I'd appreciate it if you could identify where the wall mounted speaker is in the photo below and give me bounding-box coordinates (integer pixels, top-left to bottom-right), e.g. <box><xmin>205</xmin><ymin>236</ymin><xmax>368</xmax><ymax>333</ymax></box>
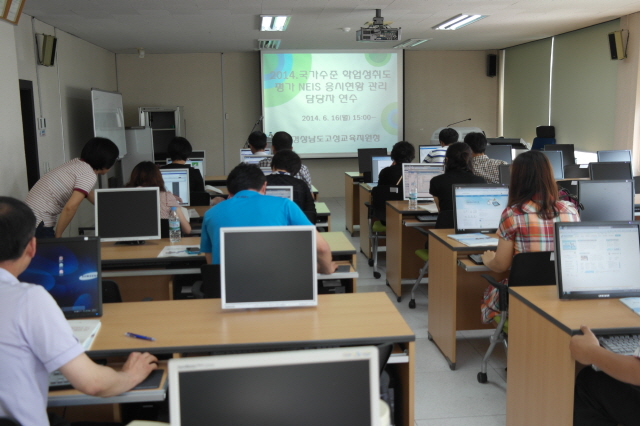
<box><xmin>41</xmin><ymin>35</ymin><xmax>57</xmax><ymax>67</ymax></box>
<box><xmin>608</xmin><ymin>31</ymin><xmax>626</xmax><ymax>60</ymax></box>
<box><xmin>486</xmin><ymin>54</ymin><xmax>497</xmax><ymax>77</ymax></box>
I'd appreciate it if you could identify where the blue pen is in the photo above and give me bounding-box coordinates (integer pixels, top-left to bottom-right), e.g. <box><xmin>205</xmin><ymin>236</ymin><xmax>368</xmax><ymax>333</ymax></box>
<box><xmin>125</xmin><ymin>332</ymin><xmax>156</xmax><ymax>342</ymax></box>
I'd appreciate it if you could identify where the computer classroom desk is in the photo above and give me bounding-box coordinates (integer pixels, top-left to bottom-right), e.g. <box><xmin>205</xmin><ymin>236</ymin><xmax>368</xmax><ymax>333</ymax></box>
<box><xmin>358</xmin><ymin>182</ymin><xmax>375</xmax><ymax>259</ymax></box>
<box><xmin>344</xmin><ymin>171</ymin><xmax>364</xmax><ymax>235</ymax></box>
<box><xmin>426</xmin><ymin>229</ymin><xmax>509</xmax><ymax>369</ymax></box>
<box><xmin>86</xmin><ymin>292</ymin><xmax>417</xmax><ymax>426</ymax></box>
<box><xmin>506</xmin><ymin>285</ymin><xmax>640</xmax><ymax>426</ymax></box>
<box><xmin>100</xmin><ymin>232</ymin><xmax>359</xmax><ymax>301</ymax></box>
<box><xmin>205</xmin><ymin>175</ymin><xmax>320</xmax><ymax>200</ymax></box>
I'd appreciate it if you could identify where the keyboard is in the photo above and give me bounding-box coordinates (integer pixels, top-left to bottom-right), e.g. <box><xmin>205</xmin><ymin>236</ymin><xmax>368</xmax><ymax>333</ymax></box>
<box><xmin>48</xmin><ymin>370</ymin><xmax>73</xmax><ymax>390</ymax></box>
<box><xmin>416</xmin><ymin>214</ymin><xmax>438</xmax><ymax>222</ymax></box>
<box><xmin>599</xmin><ymin>334</ymin><xmax>640</xmax><ymax>356</ymax></box>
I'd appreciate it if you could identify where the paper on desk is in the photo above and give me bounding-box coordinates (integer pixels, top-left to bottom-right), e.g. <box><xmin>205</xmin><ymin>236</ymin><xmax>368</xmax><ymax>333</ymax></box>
<box><xmin>418</xmin><ymin>204</ymin><xmax>438</xmax><ymax>213</ymax></box>
<box><xmin>620</xmin><ymin>298</ymin><xmax>640</xmax><ymax>316</ymax></box>
<box><xmin>447</xmin><ymin>233</ymin><xmax>498</xmax><ymax>247</ymax></box>
<box><xmin>158</xmin><ymin>245</ymin><xmax>200</xmax><ymax>258</ymax></box>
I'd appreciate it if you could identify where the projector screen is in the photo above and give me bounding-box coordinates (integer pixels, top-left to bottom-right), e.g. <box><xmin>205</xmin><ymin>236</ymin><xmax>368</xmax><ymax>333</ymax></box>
<box><xmin>262</xmin><ymin>51</ymin><xmax>403</xmax><ymax>158</ymax></box>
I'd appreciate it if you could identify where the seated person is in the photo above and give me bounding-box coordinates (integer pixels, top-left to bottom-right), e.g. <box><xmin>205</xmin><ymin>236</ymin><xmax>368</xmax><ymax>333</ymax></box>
<box><xmin>377</xmin><ymin>141</ymin><xmax>415</xmax><ymax>197</ymax></box>
<box><xmin>127</xmin><ymin>161</ymin><xmax>191</xmax><ymax>235</ymax></box>
<box><xmin>258</xmin><ymin>131</ymin><xmax>313</xmax><ymax>190</ymax></box>
<box><xmin>424</xmin><ymin>128</ymin><xmax>458</xmax><ymax>163</ymax></box>
<box><xmin>199</xmin><ymin>163</ymin><xmax>336</xmax><ymax>274</ymax></box>
<box><xmin>160</xmin><ymin>136</ymin><xmax>205</xmax><ymax>194</ymax></box>
<box><xmin>0</xmin><ymin>196</ymin><xmax>158</xmax><ymax>425</ymax></box>
<box><xmin>464</xmin><ymin>132</ymin><xmax>507</xmax><ymax>184</ymax></box>
<box><xmin>248</xmin><ymin>131</ymin><xmax>269</xmax><ymax>155</ymax></box>
<box><xmin>429</xmin><ymin>142</ymin><xmax>485</xmax><ymax>211</ymax></box>
<box><xmin>266</xmin><ymin>150</ymin><xmax>317</xmax><ymax>223</ymax></box>
<box><xmin>570</xmin><ymin>325</ymin><xmax>640</xmax><ymax>426</ymax></box>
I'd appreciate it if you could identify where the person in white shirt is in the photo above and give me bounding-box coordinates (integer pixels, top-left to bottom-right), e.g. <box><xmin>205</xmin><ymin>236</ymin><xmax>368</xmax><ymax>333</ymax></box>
<box><xmin>248</xmin><ymin>131</ymin><xmax>269</xmax><ymax>155</ymax></box>
<box><xmin>424</xmin><ymin>128</ymin><xmax>458</xmax><ymax>164</ymax></box>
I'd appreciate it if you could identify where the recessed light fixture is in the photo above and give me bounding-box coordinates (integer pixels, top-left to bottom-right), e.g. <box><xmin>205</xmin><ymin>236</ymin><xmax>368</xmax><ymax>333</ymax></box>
<box><xmin>258</xmin><ymin>39</ymin><xmax>282</xmax><ymax>50</ymax></box>
<box><xmin>393</xmin><ymin>39</ymin><xmax>431</xmax><ymax>49</ymax></box>
<box><xmin>433</xmin><ymin>14</ymin><xmax>486</xmax><ymax>30</ymax></box>
<box><xmin>261</xmin><ymin>15</ymin><xmax>291</xmax><ymax>31</ymax></box>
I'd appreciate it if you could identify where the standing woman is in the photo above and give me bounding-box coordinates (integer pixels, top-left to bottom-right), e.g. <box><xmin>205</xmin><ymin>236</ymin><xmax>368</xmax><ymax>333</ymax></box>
<box><xmin>480</xmin><ymin>150</ymin><xmax>580</xmax><ymax>324</ymax></box>
<box><xmin>126</xmin><ymin>162</ymin><xmax>191</xmax><ymax>235</ymax></box>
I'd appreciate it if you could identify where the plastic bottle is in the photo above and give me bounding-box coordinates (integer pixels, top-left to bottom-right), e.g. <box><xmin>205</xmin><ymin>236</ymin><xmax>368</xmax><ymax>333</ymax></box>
<box><xmin>169</xmin><ymin>207</ymin><xmax>181</xmax><ymax>243</ymax></box>
<box><xmin>408</xmin><ymin>182</ymin><xmax>418</xmax><ymax>210</ymax></box>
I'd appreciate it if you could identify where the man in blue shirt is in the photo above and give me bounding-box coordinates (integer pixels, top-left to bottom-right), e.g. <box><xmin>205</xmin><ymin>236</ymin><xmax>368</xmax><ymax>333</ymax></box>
<box><xmin>200</xmin><ymin>163</ymin><xmax>336</xmax><ymax>274</ymax></box>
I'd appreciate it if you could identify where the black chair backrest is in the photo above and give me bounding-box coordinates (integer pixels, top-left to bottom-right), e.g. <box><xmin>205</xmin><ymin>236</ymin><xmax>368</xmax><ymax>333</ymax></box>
<box><xmin>371</xmin><ymin>185</ymin><xmax>403</xmax><ymax>222</ymax></box>
<box><xmin>508</xmin><ymin>252</ymin><xmax>556</xmax><ymax>287</ymax></box>
<box><xmin>190</xmin><ymin>191</ymin><xmax>211</xmax><ymax>206</ymax></box>
<box><xmin>376</xmin><ymin>343</ymin><xmax>394</xmax><ymax>375</ymax></box>
<box><xmin>435</xmin><ymin>210</ymin><xmax>454</xmax><ymax>229</ymax></box>
<box><xmin>200</xmin><ymin>264</ymin><xmax>222</xmax><ymax>299</ymax></box>
<box><xmin>102</xmin><ymin>280</ymin><xmax>122</xmax><ymax>303</ymax></box>
<box><xmin>564</xmin><ymin>164</ymin><xmax>590</xmax><ymax>179</ymax></box>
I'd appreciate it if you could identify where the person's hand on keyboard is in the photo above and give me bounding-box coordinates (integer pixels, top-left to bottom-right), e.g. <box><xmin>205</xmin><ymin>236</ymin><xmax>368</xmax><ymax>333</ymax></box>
<box><xmin>570</xmin><ymin>325</ymin><xmax>601</xmax><ymax>365</ymax></box>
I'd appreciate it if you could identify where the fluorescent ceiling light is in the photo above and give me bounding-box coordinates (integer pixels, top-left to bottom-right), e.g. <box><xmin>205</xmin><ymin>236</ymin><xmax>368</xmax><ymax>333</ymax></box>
<box><xmin>261</xmin><ymin>15</ymin><xmax>291</xmax><ymax>31</ymax></box>
<box><xmin>434</xmin><ymin>14</ymin><xmax>486</xmax><ymax>30</ymax></box>
<box><xmin>258</xmin><ymin>39</ymin><xmax>281</xmax><ymax>50</ymax></box>
<box><xmin>393</xmin><ymin>39</ymin><xmax>431</xmax><ymax>49</ymax></box>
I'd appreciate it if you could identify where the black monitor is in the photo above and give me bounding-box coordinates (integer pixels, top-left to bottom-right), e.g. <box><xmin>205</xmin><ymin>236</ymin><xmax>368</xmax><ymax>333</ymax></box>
<box><xmin>544</xmin><ymin>144</ymin><xmax>575</xmax><ymax>167</ymax></box>
<box><xmin>589</xmin><ymin>162</ymin><xmax>633</xmax><ymax>180</ymax></box>
<box><xmin>498</xmin><ymin>164</ymin><xmax>510</xmax><ymax>185</ymax></box>
<box><xmin>485</xmin><ymin>144</ymin><xmax>512</xmax><ymax>164</ymax></box>
<box><xmin>18</xmin><ymin>236</ymin><xmax>102</xmax><ymax>319</ymax></box>
<box><xmin>597</xmin><ymin>150</ymin><xmax>632</xmax><ymax>163</ymax></box>
<box><xmin>357</xmin><ymin>148</ymin><xmax>388</xmax><ymax>181</ymax></box>
<box><xmin>541</xmin><ymin>150</ymin><xmax>564</xmax><ymax>179</ymax></box>
<box><xmin>95</xmin><ymin>188</ymin><xmax>161</xmax><ymax>243</ymax></box>
<box><xmin>577</xmin><ymin>180</ymin><xmax>634</xmax><ymax>222</ymax></box>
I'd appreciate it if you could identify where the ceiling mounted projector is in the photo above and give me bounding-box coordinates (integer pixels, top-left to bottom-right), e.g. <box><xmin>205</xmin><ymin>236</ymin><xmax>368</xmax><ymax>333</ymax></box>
<box><xmin>356</xmin><ymin>9</ymin><xmax>401</xmax><ymax>42</ymax></box>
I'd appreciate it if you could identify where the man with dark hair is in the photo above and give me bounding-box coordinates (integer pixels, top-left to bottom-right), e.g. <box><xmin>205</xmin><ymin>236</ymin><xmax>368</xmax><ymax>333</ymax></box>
<box><xmin>248</xmin><ymin>131</ymin><xmax>268</xmax><ymax>154</ymax></box>
<box><xmin>0</xmin><ymin>196</ymin><xmax>157</xmax><ymax>425</ymax></box>
<box><xmin>258</xmin><ymin>131</ymin><xmax>312</xmax><ymax>190</ymax></box>
<box><xmin>464</xmin><ymin>132</ymin><xmax>506</xmax><ymax>184</ymax></box>
<box><xmin>424</xmin><ymin>128</ymin><xmax>459</xmax><ymax>163</ymax></box>
<box><xmin>160</xmin><ymin>136</ymin><xmax>205</xmax><ymax>194</ymax></box>
<box><xmin>377</xmin><ymin>141</ymin><xmax>415</xmax><ymax>196</ymax></box>
<box><xmin>199</xmin><ymin>163</ymin><xmax>335</xmax><ymax>274</ymax></box>
<box><xmin>267</xmin><ymin>150</ymin><xmax>317</xmax><ymax>223</ymax></box>
<box><xmin>25</xmin><ymin>137</ymin><xmax>119</xmax><ymax>238</ymax></box>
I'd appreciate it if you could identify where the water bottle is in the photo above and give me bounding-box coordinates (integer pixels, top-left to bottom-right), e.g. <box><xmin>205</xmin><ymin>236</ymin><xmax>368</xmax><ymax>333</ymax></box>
<box><xmin>169</xmin><ymin>207</ymin><xmax>181</xmax><ymax>243</ymax></box>
<box><xmin>408</xmin><ymin>182</ymin><xmax>418</xmax><ymax>210</ymax></box>
<box><xmin>267</xmin><ymin>132</ymin><xmax>273</xmax><ymax>142</ymax></box>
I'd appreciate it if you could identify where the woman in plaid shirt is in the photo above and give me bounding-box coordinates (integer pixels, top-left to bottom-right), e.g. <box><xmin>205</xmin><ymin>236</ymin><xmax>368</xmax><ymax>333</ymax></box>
<box><xmin>480</xmin><ymin>150</ymin><xmax>580</xmax><ymax>324</ymax></box>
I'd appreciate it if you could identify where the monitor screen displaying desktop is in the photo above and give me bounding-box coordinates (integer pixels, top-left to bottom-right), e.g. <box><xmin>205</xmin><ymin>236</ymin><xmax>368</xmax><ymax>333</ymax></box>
<box><xmin>240</xmin><ymin>148</ymin><xmax>271</xmax><ymax>162</ymax></box>
<box><xmin>265</xmin><ymin>185</ymin><xmax>294</xmax><ymax>200</ymax></box>
<box><xmin>401</xmin><ymin>164</ymin><xmax>444</xmax><ymax>200</ymax></box>
<box><xmin>243</xmin><ymin>154</ymin><xmax>271</xmax><ymax>165</ymax></box>
<box><xmin>577</xmin><ymin>180</ymin><xmax>634</xmax><ymax>222</ymax></box>
<box><xmin>541</xmin><ymin>150</ymin><xmax>564</xmax><ymax>180</ymax></box>
<box><xmin>160</xmin><ymin>168</ymin><xmax>190</xmax><ymax>205</ymax></box>
<box><xmin>18</xmin><ymin>236</ymin><xmax>102</xmax><ymax>319</ymax></box>
<box><xmin>371</xmin><ymin>156</ymin><xmax>392</xmax><ymax>184</ymax></box>
<box><xmin>418</xmin><ymin>145</ymin><xmax>440</xmax><ymax>163</ymax></box>
<box><xmin>168</xmin><ymin>346</ymin><xmax>380</xmax><ymax>426</ymax></box>
<box><xmin>485</xmin><ymin>144</ymin><xmax>512</xmax><ymax>164</ymax></box>
<box><xmin>555</xmin><ymin>222</ymin><xmax>640</xmax><ymax>299</ymax></box>
<box><xmin>166</xmin><ymin>159</ymin><xmax>206</xmax><ymax>181</ymax></box>
<box><xmin>589</xmin><ymin>162</ymin><xmax>633</xmax><ymax>180</ymax></box>
<box><xmin>95</xmin><ymin>187</ymin><xmax>161</xmax><ymax>243</ymax></box>
<box><xmin>220</xmin><ymin>226</ymin><xmax>317</xmax><ymax>309</ymax></box>
<box><xmin>597</xmin><ymin>150</ymin><xmax>632</xmax><ymax>163</ymax></box>
<box><xmin>453</xmin><ymin>184</ymin><xmax>510</xmax><ymax>234</ymax></box>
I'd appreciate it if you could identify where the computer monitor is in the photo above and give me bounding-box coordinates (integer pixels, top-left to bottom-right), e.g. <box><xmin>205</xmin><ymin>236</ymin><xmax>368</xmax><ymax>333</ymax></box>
<box><xmin>95</xmin><ymin>187</ymin><xmax>161</xmax><ymax>243</ymax></box>
<box><xmin>401</xmin><ymin>163</ymin><xmax>444</xmax><ymax>201</ymax></box>
<box><xmin>485</xmin><ymin>144</ymin><xmax>513</xmax><ymax>164</ymax></box>
<box><xmin>18</xmin><ymin>236</ymin><xmax>102</xmax><ymax>319</ymax></box>
<box><xmin>260</xmin><ymin>167</ymin><xmax>273</xmax><ymax>176</ymax></box>
<box><xmin>358</xmin><ymin>148</ymin><xmax>388</xmax><ymax>177</ymax></box>
<box><xmin>371</xmin><ymin>156</ymin><xmax>392</xmax><ymax>184</ymax></box>
<box><xmin>498</xmin><ymin>164</ymin><xmax>510</xmax><ymax>185</ymax></box>
<box><xmin>589</xmin><ymin>162</ymin><xmax>633</xmax><ymax>180</ymax></box>
<box><xmin>453</xmin><ymin>184</ymin><xmax>510</xmax><ymax>234</ymax></box>
<box><xmin>265</xmin><ymin>185</ymin><xmax>294</xmax><ymax>201</ymax></box>
<box><xmin>243</xmin><ymin>154</ymin><xmax>271</xmax><ymax>165</ymax></box>
<box><xmin>597</xmin><ymin>149</ymin><xmax>632</xmax><ymax>163</ymax></box>
<box><xmin>166</xmin><ymin>158</ymin><xmax>206</xmax><ymax>180</ymax></box>
<box><xmin>419</xmin><ymin>145</ymin><xmax>440</xmax><ymax>163</ymax></box>
<box><xmin>555</xmin><ymin>221</ymin><xmax>640</xmax><ymax>300</ymax></box>
<box><xmin>541</xmin><ymin>150</ymin><xmax>564</xmax><ymax>179</ymax></box>
<box><xmin>544</xmin><ymin>144</ymin><xmax>575</xmax><ymax>167</ymax></box>
<box><xmin>240</xmin><ymin>148</ymin><xmax>271</xmax><ymax>162</ymax></box>
<box><xmin>160</xmin><ymin>168</ymin><xmax>190</xmax><ymax>205</ymax></box>
<box><xmin>168</xmin><ymin>346</ymin><xmax>381</xmax><ymax>426</ymax></box>
<box><xmin>220</xmin><ymin>226</ymin><xmax>317</xmax><ymax>309</ymax></box>
<box><xmin>577</xmin><ymin>180</ymin><xmax>634</xmax><ymax>222</ymax></box>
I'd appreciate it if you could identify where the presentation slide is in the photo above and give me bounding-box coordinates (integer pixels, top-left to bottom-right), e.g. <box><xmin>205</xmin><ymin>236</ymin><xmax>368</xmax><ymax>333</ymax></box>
<box><xmin>262</xmin><ymin>51</ymin><xmax>403</xmax><ymax>158</ymax></box>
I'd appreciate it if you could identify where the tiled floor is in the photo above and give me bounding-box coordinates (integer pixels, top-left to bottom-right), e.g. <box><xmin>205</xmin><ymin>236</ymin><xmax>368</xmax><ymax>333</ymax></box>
<box><xmin>322</xmin><ymin>196</ymin><xmax>507</xmax><ymax>426</ymax></box>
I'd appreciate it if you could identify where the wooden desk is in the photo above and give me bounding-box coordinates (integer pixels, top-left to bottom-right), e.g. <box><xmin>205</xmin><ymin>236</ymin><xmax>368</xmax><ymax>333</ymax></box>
<box><xmin>345</xmin><ymin>172</ymin><xmax>363</xmax><ymax>235</ymax></box>
<box><xmin>315</xmin><ymin>201</ymin><xmax>331</xmax><ymax>231</ymax></box>
<box><xmin>204</xmin><ymin>175</ymin><xmax>227</xmax><ymax>186</ymax></box>
<box><xmin>507</xmin><ymin>286</ymin><xmax>640</xmax><ymax>426</ymax></box>
<box><xmin>426</xmin><ymin>229</ymin><xmax>508</xmax><ymax>369</ymax></box>
<box><xmin>358</xmin><ymin>182</ymin><xmax>374</xmax><ymax>259</ymax></box>
<box><xmin>88</xmin><ymin>293</ymin><xmax>415</xmax><ymax>426</ymax></box>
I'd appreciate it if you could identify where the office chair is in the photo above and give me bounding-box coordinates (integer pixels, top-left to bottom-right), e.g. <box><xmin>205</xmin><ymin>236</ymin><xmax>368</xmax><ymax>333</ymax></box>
<box><xmin>365</xmin><ymin>185</ymin><xmax>403</xmax><ymax>279</ymax></box>
<box><xmin>564</xmin><ymin>164</ymin><xmax>590</xmax><ymax>179</ymax></box>
<box><xmin>477</xmin><ymin>251</ymin><xmax>556</xmax><ymax>384</ymax></box>
<box><xmin>531</xmin><ymin>125</ymin><xmax>556</xmax><ymax>150</ymax></box>
<box><xmin>102</xmin><ymin>280</ymin><xmax>122</xmax><ymax>303</ymax></box>
<box><xmin>192</xmin><ymin>264</ymin><xmax>221</xmax><ymax>299</ymax></box>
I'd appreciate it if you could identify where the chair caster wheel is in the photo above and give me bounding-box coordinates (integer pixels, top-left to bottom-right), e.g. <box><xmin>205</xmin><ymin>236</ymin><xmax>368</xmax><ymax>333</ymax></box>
<box><xmin>368</xmin><ymin>258</ymin><xmax>374</xmax><ymax>267</ymax></box>
<box><xmin>477</xmin><ymin>372</ymin><xmax>488</xmax><ymax>384</ymax></box>
<box><xmin>373</xmin><ymin>271</ymin><xmax>381</xmax><ymax>279</ymax></box>
<box><xmin>397</xmin><ymin>296</ymin><xmax>401</xmax><ymax>303</ymax></box>
<box><xmin>408</xmin><ymin>299</ymin><xmax>416</xmax><ymax>309</ymax></box>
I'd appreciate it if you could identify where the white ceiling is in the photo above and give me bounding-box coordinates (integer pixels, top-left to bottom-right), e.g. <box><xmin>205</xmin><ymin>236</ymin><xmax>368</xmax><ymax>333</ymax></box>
<box><xmin>21</xmin><ymin>0</ymin><xmax>640</xmax><ymax>54</ymax></box>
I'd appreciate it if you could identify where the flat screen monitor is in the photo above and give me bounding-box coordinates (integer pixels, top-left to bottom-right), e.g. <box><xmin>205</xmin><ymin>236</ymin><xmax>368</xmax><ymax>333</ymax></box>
<box><xmin>544</xmin><ymin>144</ymin><xmax>575</xmax><ymax>167</ymax></box>
<box><xmin>371</xmin><ymin>156</ymin><xmax>392</xmax><ymax>184</ymax></box>
<box><xmin>453</xmin><ymin>184</ymin><xmax>509</xmax><ymax>234</ymax></box>
<box><xmin>555</xmin><ymin>221</ymin><xmax>640</xmax><ymax>300</ymax></box>
<box><xmin>541</xmin><ymin>150</ymin><xmax>564</xmax><ymax>180</ymax></box>
<box><xmin>402</xmin><ymin>163</ymin><xmax>444</xmax><ymax>201</ymax></box>
<box><xmin>160</xmin><ymin>168</ymin><xmax>190</xmax><ymax>206</ymax></box>
<box><xmin>18</xmin><ymin>236</ymin><xmax>102</xmax><ymax>319</ymax></box>
<box><xmin>240</xmin><ymin>148</ymin><xmax>271</xmax><ymax>162</ymax></box>
<box><xmin>243</xmin><ymin>154</ymin><xmax>271</xmax><ymax>165</ymax></box>
<box><xmin>95</xmin><ymin>187</ymin><xmax>161</xmax><ymax>243</ymax></box>
<box><xmin>485</xmin><ymin>144</ymin><xmax>513</xmax><ymax>164</ymax></box>
<box><xmin>597</xmin><ymin>150</ymin><xmax>632</xmax><ymax>163</ymax></box>
<box><xmin>166</xmin><ymin>158</ymin><xmax>206</xmax><ymax>181</ymax></box>
<box><xmin>589</xmin><ymin>162</ymin><xmax>632</xmax><ymax>180</ymax></box>
<box><xmin>577</xmin><ymin>180</ymin><xmax>634</xmax><ymax>222</ymax></box>
<box><xmin>419</xmin><ymin>145</ymin><xmax>440</xmax><ymax>163</ymax></box>
<box><xmin>265</xmin><ymin>185</ymin><xmax>294</xmax><ymax>201</ymax></box>
<box><xmin>220</xmin><ymin>226</ymin><xmax>317</xmax><ymax>309</ymax></box>
<box><xmin>498</xmin><ymin>164</ymin><xmax>510</xmax><ymax>185</ymax></box>
<box><xmin>358</xmin><ymin>148</ymin><xmax>387</xmax><ymax>174</ymax></box>
<box><xmin>168</xmin><ymin>346</ymin><xmax>381</xmax><ymax>426</ymax></box>
<box><xmin>260</xmin><ymin>167</ymin><xmax>273</xmax><ymax>176</ymax></box>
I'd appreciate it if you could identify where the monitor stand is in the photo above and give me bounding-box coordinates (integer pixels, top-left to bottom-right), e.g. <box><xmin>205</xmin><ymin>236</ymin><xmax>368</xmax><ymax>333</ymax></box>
<box><xmin>115</xmin><ymin>240</ymin><xmax>146</xmax><ymax>246</ymax></box>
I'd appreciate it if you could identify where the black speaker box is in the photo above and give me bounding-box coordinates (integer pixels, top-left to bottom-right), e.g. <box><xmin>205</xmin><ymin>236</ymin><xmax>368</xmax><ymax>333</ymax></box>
<box><xmin>41</xmin><ymin>35</ymin><xmax>57</xmax><ymax>67</ymax></box>
<box><xmin>486</xmin><ymin>54</ymin><xmax>497</xmax><ymax>77</ymax></box>
<box><xmin>608</xmin><ymin>31</ymin><xmax>625</xmax><ymax>60</ymax></box>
